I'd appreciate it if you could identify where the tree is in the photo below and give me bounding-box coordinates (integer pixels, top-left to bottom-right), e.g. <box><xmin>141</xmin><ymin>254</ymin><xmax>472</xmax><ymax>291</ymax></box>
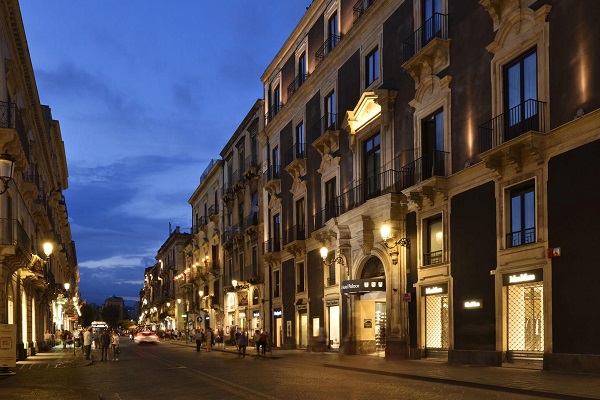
<box><xmin>79</xmin><ymin>303</ymin><xmax>99</xmax><ymax>327</ymax></box>
<box><xmin>102</xmin><ymin>305</ymin><xmax>121</xmax><ymax>329</ymax></box>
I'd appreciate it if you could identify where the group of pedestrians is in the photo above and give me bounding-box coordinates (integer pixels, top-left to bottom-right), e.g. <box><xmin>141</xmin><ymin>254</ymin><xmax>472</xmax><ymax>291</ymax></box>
<box><xmin>81</xmin><ymin>327</ymin><xmax>120</xmax><ymax>361</ymax></box>
<box><xmin>235</xmin><ymin>329</ymin><xmax>269</xmax><ymax>358</ymax></box>
<box><xmin>194</xmin><ymin>327</ymin><xmax>215</xmax><ymax>352</ymax></box>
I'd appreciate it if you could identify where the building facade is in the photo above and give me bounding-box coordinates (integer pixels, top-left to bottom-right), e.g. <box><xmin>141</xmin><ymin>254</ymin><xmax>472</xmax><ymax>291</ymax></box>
<box><xmin>0</xmin><ymin>0</ymin><xmax>79</xmax><ymax>360</ymax></box>
<box><xmin>256</xmin><ymin>0</ymin><xmax>600</xmax><ymax>374</ymax></box>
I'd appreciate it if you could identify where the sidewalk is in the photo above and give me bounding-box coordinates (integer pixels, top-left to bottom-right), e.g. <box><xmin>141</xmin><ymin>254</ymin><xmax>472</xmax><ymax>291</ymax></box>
<box><xmin>14</xmin><ymin>345</ymin><xmax>93</xmax><ymax>370</ymax></box>
<box><xmin>169</xmin><ymin>339</ymin><xmax>600</xmax><ymax>399</ymax></box>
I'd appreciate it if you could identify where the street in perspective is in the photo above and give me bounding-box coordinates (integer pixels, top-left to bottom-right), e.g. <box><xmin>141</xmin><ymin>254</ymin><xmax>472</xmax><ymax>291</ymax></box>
<box><xmin>1</xmin><ymin>338</ymin><xmax>599</xmax><ymax>400</ymax></box>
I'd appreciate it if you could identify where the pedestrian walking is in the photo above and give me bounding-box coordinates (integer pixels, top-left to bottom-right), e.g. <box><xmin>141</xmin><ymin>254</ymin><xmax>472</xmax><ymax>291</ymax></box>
<box><xmin>253</xmin><ymin>330</ymin><xmax>261</xmax><ymax>354</ymax></box>
<box><xmin>100</xmin><ymin>329</ymin><xmax>110</xmax><ymax>361</ymax></box>
<box><xmin>194</xmin><ymin>329</ymin><xmax>202</xmax><ymax>352</ymax></box>
<box><xmin>111</xmin><ymin>330</ymin><xmax>120</xmax><ymax>361</ymax></box>
<box><xmin>260</xmin><ymin>331</ymin><xmax>269</xmax><ymax>355</ymax></box>
<box><xmin>83</xmin><ymin>327</ymin><xmax>93</xmax><ymax>360</ymax></box>
<box><xmin>205</xmin><ymin>328</ymin><xmax>212</xmax><ymax>352</ymax></box>
<box><xmin>237</xmin><ymin>330</ymin><xmax>248</xmax><ymax>358</ymax></box>
<box><xmin>44</xmin><ymin>330</ymin><xmax>53</xmax><ymax>349</ymax></box>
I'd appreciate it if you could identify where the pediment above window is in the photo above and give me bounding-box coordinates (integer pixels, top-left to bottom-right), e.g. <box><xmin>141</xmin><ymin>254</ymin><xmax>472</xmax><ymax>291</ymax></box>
<box><xmin>343</xmin><ymin>92</ymin><xmax>381</xmax><ymax>136</ymax></box>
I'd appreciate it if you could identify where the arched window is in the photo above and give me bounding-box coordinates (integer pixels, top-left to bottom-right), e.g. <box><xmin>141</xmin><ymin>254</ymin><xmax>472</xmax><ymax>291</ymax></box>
<box><xmin>360</xmin><ymin>256</ymin><xmax>385</xmax><ymax>279</ymax></box>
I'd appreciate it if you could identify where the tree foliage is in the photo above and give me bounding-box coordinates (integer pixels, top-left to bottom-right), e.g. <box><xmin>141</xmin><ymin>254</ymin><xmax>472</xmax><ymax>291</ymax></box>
<box><xmin>102</xmin><ymin>305</ymin><xmax>121</xmax><ymax>328</ymax></box>
<box><xmin>79</xmin><ymin>303</ymin><xmax>98</xmax><ymax>327</ymax></box>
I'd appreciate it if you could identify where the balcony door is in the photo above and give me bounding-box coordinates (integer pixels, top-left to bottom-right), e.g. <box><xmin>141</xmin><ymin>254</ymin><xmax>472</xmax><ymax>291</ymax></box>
<box><xmin>363</xmin><ymin>133</ymin><xmax>381</xmax><ymax>201</ymax></box>
<box><xmin>421</xmin><ymin>109</ymin><xmax>444</xmax><ymax>180</ymax></box>
<box><xmin>423</xmin><ymin>0</ymin><xmax>442</xmax><ymax>43</ymax></box>
<box><xmin>504</xmin><ymin>49</ymin><xmax>538</xmax><ymax>141</ymax></box>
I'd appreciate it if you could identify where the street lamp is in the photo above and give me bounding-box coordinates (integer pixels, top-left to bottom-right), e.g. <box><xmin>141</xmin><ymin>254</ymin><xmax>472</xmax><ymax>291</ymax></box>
<box><xmin>320</xmin><ymin>247</ymin><xmax>346</xmax><ymax>274</ymax></box>
<box><xmin>380</xmin><ymin>224</ymin><xmax>410</xmax><ymax>265</ymax></box>
<box><xmin>0</xmin><ymin>153</ymin><xmax>15</xmax><ymax>195</ymax></box>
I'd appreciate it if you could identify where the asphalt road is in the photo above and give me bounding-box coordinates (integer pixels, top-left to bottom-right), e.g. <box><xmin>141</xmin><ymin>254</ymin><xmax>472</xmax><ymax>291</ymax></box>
<box><xmin>0</xmin><ymin>342</ymin><xmax>550</xmax><ymax>400</ymax></box>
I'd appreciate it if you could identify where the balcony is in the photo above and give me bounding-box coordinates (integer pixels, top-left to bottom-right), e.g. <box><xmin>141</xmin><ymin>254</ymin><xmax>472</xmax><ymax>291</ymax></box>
<box><xmin>284</xmin><ymin>143</ymin><xmax>306</xmax><ymax>179</ymax></box>
<box><xmin>265</xmin><ymin>103</ymin><xmax>284</xmax><ymax>125</ymax></box>
<box><xmin>287</xmin><ymin>74</ymin><xmax>309</xmax><ymax>98</ymax></box>
<box><xmin>231</xmin><ymin>169</ymin><xmax>245</xmax><ymax>192</ymax></box>
<box><xmin>400</xmin><ymin>151</ymin><xmax>449</xmax><ymax>208</ymax></box>
<box><xmin>0</xmin><ymin>101</ymin><xmax>30</xmax><ymax>161</ymax></box>
<box><xmin>242</xmin><ymin>154</ymin><xmax>259</xmax><ymax>181</ymax></box>
<box><xmin>479</xmin><ymin>100</ymin><xmax>547</xmax><ymax>153</ymax></box>
<box><xmin>506</xmin><ymin>228</ymin><xmax>536</xmax><ymax>249</ymax></box>
<box><xmin>423</xmin><ymin>250</ymin><xmax>443</xmax><ymax>266</ymax></box>
<box><xmin>263</xmin><ymin>165</ymin><xmax>281</xmax><ymax>196</ymax></box>
<box><xmin>401</xmin><ymin>13</ymin><xmax>450</xmax><ymax>85</ymax></box>
<box><xmin>310</xmin><ymin>114</ymin><xmax>339</xmax><ymax>156</ymax></box>
<box><xmin>0</xmin><ymin>218</ymin><xmax>33</xmax><ymax>259</ymax></box>
<box><xmin>312</xmin><ymin>201</ymin><xmax>340</xmax><ymax>231</ymax></box>
<box><xmin>264</xmin><ymin>237</ymin><xmax>281</xmax><ymax>254</ymax></box>
<box><xmin>284</xmin><ymin>225</ymin><xmax>306</xmax><ymax>257</ymax></box>
<box><xmin>353</xmin><ymin>0</ymin><xmax>376</xmax><ymax>24</ymax></box>
<box><xmin>208</xmin><ymin>204</ymin><xmax>219</xmax><ymax>224</ymax></box>
<box><xmin>221</xmin><ymin>183</ymin><xmax>234</xmax><ymax>204</ymax></box>
<box><xmin>478</xmin><ymin>100</ymin><xmax>547</xmax><ymax>177</ymax></box>
<box><xmin>315</xmin><ymin>35</ymin><xmax>341</xmax><ymax>65</ymax></box>
<box><xmin>296</xmin><ymin>284</ymin><xmax>305</xmax><ymax>293</ymax></box>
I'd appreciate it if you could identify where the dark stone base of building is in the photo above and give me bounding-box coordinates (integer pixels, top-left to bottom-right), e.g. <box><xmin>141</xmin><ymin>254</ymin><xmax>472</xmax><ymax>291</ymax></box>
<box><xmin>544</xmin><ymin>353</ymin><xmax>600</xmax><ymax>375</ymax></box>
<box><xmin>449</xmin><ymin>349</ymin><xmax>502</xmax><ymax>367</ymax></box>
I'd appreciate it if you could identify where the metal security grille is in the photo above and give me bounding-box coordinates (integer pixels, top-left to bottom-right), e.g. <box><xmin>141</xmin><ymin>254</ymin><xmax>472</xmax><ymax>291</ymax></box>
<box><xmin>425</xmin><ymin>295</ymin><xmax>449</xmax><ymax>349</ymax></box>
<box><xmin>507</xmin><ymin>282</ymin><xmax>544</xmax><ymax>352</ymax></box>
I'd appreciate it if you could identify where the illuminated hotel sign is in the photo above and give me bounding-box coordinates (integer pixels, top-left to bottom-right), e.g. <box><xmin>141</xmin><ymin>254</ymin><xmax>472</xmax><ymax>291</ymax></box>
<box><xmin>340</xmin><ymin>278</ymin><xmax>386</xmax><ymax>294</ymax></box>
<box><xmin>421</xmin><ymin>283</ymin><xmax>448</xmax><ymax>296</ymax></box>
<box><xmin>503</xmin><ymin>269</ymin><xmax>543</xmax><ymax>286</ymax></box>
<box><xmin>464</xmin><ymin>300</ymin><xmax>483</xmax><ymax>309</ymax></box>
<box><xmin>273</xmin><ymin>309</ymin><xmax>282</xmax><ymax>317</ymax></box>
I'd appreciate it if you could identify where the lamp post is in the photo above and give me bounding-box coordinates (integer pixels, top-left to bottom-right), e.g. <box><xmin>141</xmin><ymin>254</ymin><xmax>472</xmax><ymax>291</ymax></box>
<box><xmin>0</xmin><ymin>153</ymin><xmax>15</xmax><ymax>195</ymax></box>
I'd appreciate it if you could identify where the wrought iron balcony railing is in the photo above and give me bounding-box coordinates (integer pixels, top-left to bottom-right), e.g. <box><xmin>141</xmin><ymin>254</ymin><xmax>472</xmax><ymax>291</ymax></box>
<box><xmin>264</xmin><ymin>237</ymin><xmax>281</xmax><ymax>254</ymax></box>
<box><xmin>506</xmin><ymin>227</ymin><xmax>536</xmax><ymax>248</ymax></box>
<box><xmin>0</xmin><ymin>101</ymin><xmax>30</xmax><ymax>161</ymax></box>
<box><xmin>423</xmin><ymin>250</ymin><xmax>443</xmax><ymax>266</ymax></box>
<box><xmin>208</xmin><ymin>204</ymin><xmax>219</xmax><ymax>216</ymax></box>
<box><xmin>399</xmin><ymin>150</ymin><xmax>449</xmax><ymax>187</ymax></box>
<box><xmin>283</xmin><ymin>142</ymin><xmax>306</xmax><ymax>167</ymax></box>
<box><xmin>283</xmin><ymin>224</ymin><xmax>306</xmax><ymax>245</ymax></box>
<box><xmin>401</xmin><ymin>13</ymin><xmax>448</xmax><ymax>63</ymax></box>
<box><xmin>309</xmin><ymin>113</ymin><xmax>337</xmax><ymax>143</ymax></box>
<box><xmin>0</xmin><ymin>218</ymin><xmax>33</xmax><ymax>258</ymax></box>
<box><xmin>479</xmin><ymin>99</ymin><xmax>547</xmax><ymax>153</ymax></box>
<box><xmin>287</xmin><ymin>74</ymin><xmax>309</xmax><ymax>98</ymax></box>
<box><xmin>244</xmin><ymin>213</ymin><xmax>259</xmax><ymax>228</ymax></box>
<box><xmin>244</xmin><ymin>154</ymin><xmax>258</xmax><ymax>172</ymax></box>
<box><xmin>263</xmin><ymin>165</ymin><xmax>280</xmax><ymax>185</ymax></box>
<box><xmin>315</xmin><ymin>35</ymin><xmax>341</xmax><ymax>64</ymax></box>
<box><xmin>265</xmin><ymin>103</ymin><xmax>284</xmax><ymax>124</ymax></box>
<box><xmin>353</xmin><ymin>0</ymin><xmax>376</xmax><ymax>24</ymax></box>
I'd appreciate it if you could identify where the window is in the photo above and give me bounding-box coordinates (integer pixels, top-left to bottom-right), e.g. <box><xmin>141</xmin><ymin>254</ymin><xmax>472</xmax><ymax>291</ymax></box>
<box><xmin>274</xmin><ymin>270</ymin><xmax>281</xmax><ymax>297</ymax></box>
<box><xmin>423</xmin><ymin>0</ymin><xmax>443</xmax><ymax>42</ymax></box>
<box><xmin>273</xmin><ymin>85</ymin><xmax>281</xmax><ymax>113</ymax></box>
<box><xmin>328</xmin><ymin>12</ymin><xmax>339</xmax><ymax>51</ymax></box>
<box><xmin>228</xmin><ymin>258</ymin><xmax>233</xmax><ymax>283</ymax></box>
<box><xmin>327</xmin><ymin>250</ymin><xmax>336</xmax><ymax>286</ymax></box>
<box><xmin>253</xmin><ymin>288</ymin><xmax>260</xmax><ymax>306</ymax></box>
<box><xmin>298</xmin><ymin>52</ymin><xmax>307</xmax><ymax>85</ymax></box>
<box><xmin>238</xmin><ymin>253</ymin><xmax>244</xmax><ymax>281</ymax></box>
<box><xmin>424</xmin><ymin>216</ymin><xmax>443</xmax><ymax>265</ymax></box>
<box><xmin>237</xmin><ymin>140</ymin><xmax>245</xmax><ymax>174</ymax></box>
<box><xmin>251</xmin><ymin>245</ymin><xmax>258</xmax><ymax>277</ymax></box>
<box><xmin>297</xmin><ymin>262</ymin><xmax>305</xmax><ymax>292</ymax></box>
<box><xmin>507</xmin><ymin>183</ymin><xmax>535</xmax><ymax>248</ymax></box>
<box><xmin>238</xmin><ymin>201</ymin><xmax>244</xmax><ymax>230</ymax></box>
<box><xmin>366</xmin><ymin>47</ymin><xmax>379</xmax><ymax>86</ymax></box>
<box><xmin>504</xmin><ymin>49</ymin><xmax>538</xmax><ymax>141</ymax></box>
<box><xmin>325</xmin><ymin>91</ymin><xmax>336</xmax><ymax>129</ymax></box>
<box><xmin>421</xmin><ymin>109</ymin><xmax>445</xmax><ymax>179</ymax></box>
<box><xmin>295</xmin><ymin>198</ymin><xmax>306</xmax><ymax>240</ymax></box>
<box><xmin>272</xmin><ymin>146</ymin><xmax>280</xmax><ymax>178</ymax></box>
<box><xmin>325</xmin><ymin>178</ymin><xmax>337</xmax><ymax>221</ymax></box>
<box><xmin>273</xmin><ymin>213</ymin><xmax>281</xmax><ymax>251</ymax></box>
<box><xmin>363</xmin><ymin>133</ymin><xmax>381</xmax><ymax>199</ymax></box>
<box><xmin>296</xmin><ymin>122</ymin><xmax>305</xmax><ymax>158</ymax></box>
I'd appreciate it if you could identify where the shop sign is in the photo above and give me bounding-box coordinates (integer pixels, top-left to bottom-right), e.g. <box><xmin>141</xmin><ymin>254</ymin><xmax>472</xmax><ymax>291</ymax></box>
<box><xmin>464</xmin><ymin>300</ymin><xmax>483</xmax><ymax>309</ymax></box>
<box><xmin>296</xmin><ymin>304</ymin><xmax>307</xmax><ymax>311</ymax></box>
<box><xmin>421</xmin><ymin>283</ymin><xmax>448</xmax><ymax>296</ymax></box>
<box><xmin>273</xmin><ymin>309</ymin><xmax>282</xmax><ymax>317</ymax></box>
<box><xmin>237</xmin><ymin>290</ymin><xmax>249</xmax><ymax>307</ymax></box>
<box><xmin>0</xmin><ymin>324</ymin><xmax>16</xmax><ymax>368</ymax></box>
<box><xmin>341</xmin><ymin>278</ymin><xmax>386</xmax><ymax>294</ymax></box>
<box><xmin>503</xmin><ymin>269</ymin><xmax>543</xmax><ymax>286</ymax></box>
<box><xmin>252</xmin><ymin>311</ymin><xmax>260</xmax><ymax>318</ymax></box>
<box><xmin>364</xmin><ymin>319</ymin><xmax>373</xmax><ymax>328</ymax></box>
<box><xmin>325</xmin><ymin>299</ymin><xmax>339</xmax><ymax>307</ymax></box>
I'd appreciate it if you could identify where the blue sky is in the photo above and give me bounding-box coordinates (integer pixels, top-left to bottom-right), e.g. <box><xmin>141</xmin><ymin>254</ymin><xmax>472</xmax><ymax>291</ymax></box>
<box><xmin>20</xmin><ymin>1</ymin><xmax>308</xmax><ymax>306</ymax></box>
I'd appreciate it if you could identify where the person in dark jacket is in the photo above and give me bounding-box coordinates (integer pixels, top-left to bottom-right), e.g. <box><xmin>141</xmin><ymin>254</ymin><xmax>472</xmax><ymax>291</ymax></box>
<box><xmin>100</xmin><ymin>329</ymin><xmax>111</xmax><ymax>361</ymax></box>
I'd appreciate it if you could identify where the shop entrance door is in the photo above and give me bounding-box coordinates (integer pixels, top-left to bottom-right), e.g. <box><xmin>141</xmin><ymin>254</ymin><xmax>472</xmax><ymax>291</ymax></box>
<box><xmin>275</xmin><ymin>318</ymin><xmax>282</xmax><ymax>347</ymax></box>
<box><xmin>328</xmin><ymin>305</ymin><xmax>340</xmax><ymax>349</ymax></box>
<box><xmin>425</xmin><ymin>294</ymin><xmax>449</xmax><ymax>356</ymax></box>
<box><xmin>507</xmin><ymin>282</ymin><xmax>544</xmax><ymax>354</ymax></box>
<box><xmin>299</xmin><ymin>312</ymin><xmax>308</xmax><ymax>348</ymax></box>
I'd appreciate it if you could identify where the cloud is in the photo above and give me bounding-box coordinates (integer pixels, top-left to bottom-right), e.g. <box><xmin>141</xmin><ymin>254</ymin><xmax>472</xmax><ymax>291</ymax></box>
<box><xmin>79</xmin><ymin>255</ymin><xmax>148</xmax><ymax>270</ymax></box>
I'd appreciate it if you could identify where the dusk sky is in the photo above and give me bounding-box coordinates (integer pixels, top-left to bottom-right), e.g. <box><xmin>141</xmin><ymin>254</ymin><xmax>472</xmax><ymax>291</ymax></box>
<box><xmin>19</xmin><ymin>2</ymin><xmax>308</xmax><ymax>306</ymax></box>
